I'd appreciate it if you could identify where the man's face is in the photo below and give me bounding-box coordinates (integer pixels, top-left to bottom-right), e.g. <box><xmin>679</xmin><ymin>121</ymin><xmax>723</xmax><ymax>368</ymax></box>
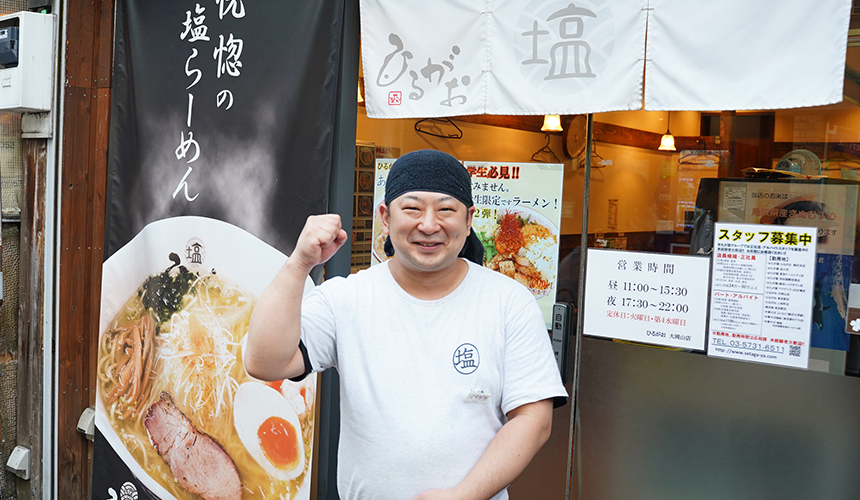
<box><xmin>381</xmin><ymin>191</ymin><xmax>475</xmax><ymax>275</ymax></box>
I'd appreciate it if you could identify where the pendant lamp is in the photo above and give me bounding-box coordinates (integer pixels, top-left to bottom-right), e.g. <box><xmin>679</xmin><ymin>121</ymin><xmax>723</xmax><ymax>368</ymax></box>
<box><xmin>541</xmin><ymin>114</ymin><xmax>563</xmax><ymax>132</ymax></box>
<box><xmin>658</xmin><ymin>112</ymin><xmax>676</xmax><ymax>151</ymax></box>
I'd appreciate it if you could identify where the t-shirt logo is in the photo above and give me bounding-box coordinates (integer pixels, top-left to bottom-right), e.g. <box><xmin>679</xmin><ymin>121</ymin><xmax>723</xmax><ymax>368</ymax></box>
<box><xmin>452</xmin><ymin>343</ymin><xmax>479</xmax><ymax>375</ymax></box>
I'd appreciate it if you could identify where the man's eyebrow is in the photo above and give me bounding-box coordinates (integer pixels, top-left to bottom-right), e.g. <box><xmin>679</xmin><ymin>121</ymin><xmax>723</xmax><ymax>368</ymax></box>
<box><xmin>400</xmin><ymin>194</ymin><xmax>456</xmax><ymax>202</ymax></box>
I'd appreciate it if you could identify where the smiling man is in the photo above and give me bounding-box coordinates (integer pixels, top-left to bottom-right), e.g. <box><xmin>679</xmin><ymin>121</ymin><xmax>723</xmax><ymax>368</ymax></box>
<box><xmin>245</xmin><ymin>149</ymin><xmax>567</xmax><ymax>500</ymax></box>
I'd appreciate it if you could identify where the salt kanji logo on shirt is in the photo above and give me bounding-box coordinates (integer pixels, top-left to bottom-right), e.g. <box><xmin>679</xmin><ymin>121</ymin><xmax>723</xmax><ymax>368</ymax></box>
<box><xmin>388</xmin><ymin>91</ymin><xmax>402</xmax><ymax>105</ymax></box>
<box><xmin>453</xmin><ymin>343</ymin><xmax>479</xmax><ymax>375</ymax></box>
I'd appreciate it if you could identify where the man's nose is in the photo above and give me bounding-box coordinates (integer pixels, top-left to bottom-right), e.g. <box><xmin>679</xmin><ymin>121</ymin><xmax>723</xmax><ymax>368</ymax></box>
<box><xmin>417</xmin><ymin>211</ymin><xmax>441</xmax><ymax>232</ymax></box>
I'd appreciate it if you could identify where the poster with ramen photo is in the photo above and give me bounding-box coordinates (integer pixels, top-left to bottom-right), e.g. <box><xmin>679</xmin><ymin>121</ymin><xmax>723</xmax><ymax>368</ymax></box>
<box><xmin>96</xmin><ymin>217</ymin><xmax>317</xmax><ymax>500</ymax></box>
<box><xmin>372</xmin><ymin>159</ymin><xmax>564</xmax><ymax>327</ymax></box>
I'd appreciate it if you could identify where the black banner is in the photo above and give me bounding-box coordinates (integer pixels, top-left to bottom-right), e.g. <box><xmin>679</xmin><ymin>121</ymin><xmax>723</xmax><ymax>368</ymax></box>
<box><xmin>105</xmin><ymin>0</ymin><xmax>344</xmax><ymax>257</ymax></box>
<box><xmin>94</xmin><ymin>1</ymin><xmax>344</xmax><ymax>499</ymax></box>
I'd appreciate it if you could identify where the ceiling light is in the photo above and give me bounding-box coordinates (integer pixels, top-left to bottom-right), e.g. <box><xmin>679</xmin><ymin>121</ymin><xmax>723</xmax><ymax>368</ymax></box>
<box><xmin>658</xmin><ymin>112</ymin><xmax>676</xmax><ymax>151</ymax></box>
<box><xmin>541</xmin><ymin>114</ymin><xmax>563</xmax><ymax>132</ymax></box>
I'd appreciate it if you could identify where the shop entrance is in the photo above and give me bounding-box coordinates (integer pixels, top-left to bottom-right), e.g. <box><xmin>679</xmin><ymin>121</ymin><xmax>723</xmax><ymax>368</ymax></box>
<box><xmin>570</xmin><ymin>108</ymin><xmax>860</xmax><ymax>499</ymax></box>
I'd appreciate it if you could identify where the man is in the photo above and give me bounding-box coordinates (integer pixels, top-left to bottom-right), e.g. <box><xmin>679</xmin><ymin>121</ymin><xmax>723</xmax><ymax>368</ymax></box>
<box><xmin>245</xmin><ymin>149</ymin><xmax>567</xmax><ymax>500</ymax></box>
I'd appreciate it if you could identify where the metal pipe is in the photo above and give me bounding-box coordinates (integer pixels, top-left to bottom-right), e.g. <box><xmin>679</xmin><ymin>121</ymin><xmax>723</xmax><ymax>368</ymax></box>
<box><xmin>566</xmin><ymin>113</ymin><xmax>592</xmax><ymax>500</ymax></box>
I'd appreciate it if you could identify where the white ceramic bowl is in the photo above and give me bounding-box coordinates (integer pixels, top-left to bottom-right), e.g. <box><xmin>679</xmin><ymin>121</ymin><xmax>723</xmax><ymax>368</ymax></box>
<box><xmin>96</xmin><ymin>216</ymin><xmax>314</xmax><ymax>500</ymax></box>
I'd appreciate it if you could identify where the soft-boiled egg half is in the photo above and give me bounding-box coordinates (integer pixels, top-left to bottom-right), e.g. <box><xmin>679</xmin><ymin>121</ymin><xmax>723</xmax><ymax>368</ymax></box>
<box><xmin>233</xmin><ymin>382</ymin><xmax>305</xmax><ymax>481</ymax></box>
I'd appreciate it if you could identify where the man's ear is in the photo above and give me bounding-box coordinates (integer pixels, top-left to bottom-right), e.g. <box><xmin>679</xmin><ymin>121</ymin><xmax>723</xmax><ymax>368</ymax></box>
<box><xmin>380</xmin><ymin>202</ymin><xmax>391</xmax><ymax>235</ymax></box>
<box><xmin>466</xmin><ymin>205</ymin><xmax>476</xmax><ymax>226</ymax></box>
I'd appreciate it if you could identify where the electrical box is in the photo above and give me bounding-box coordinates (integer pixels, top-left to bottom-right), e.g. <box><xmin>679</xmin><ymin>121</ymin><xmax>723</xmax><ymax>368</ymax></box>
<box><xmin>0</xmin><ymin>12</ymin><xmax>55</xmax><ymax>112</ymax></box>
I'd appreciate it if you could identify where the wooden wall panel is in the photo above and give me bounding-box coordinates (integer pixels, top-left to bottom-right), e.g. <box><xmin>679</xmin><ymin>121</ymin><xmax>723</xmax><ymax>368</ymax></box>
<box><xmin>58</xmin><ymin>0</ymin><xmax>114</xmax><ymax>497</ymax></box>
<box><xmin>96</xmin><ymin>2</ymin><xmax>114</xmax><ymax>88</ymax></box>
<box><xmin>18</xmin><ymin>140</ymin><xmax>47</xmax><ymax>499</ymax></box>
<box><xmin>58</xmin><ymin>86</ymin><xmax>94</xmax><ymax>499</ymax></box>
<box><xmin>593</xmin><ymin>122</ymin><xmax>719</xmax><ymax>152</ymax></box>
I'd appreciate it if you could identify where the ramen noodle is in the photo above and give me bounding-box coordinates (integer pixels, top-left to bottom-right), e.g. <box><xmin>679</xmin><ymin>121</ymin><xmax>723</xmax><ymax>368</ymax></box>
<box><xmin>477</xmin><ymin>210</ymin><xmax>558</xmax><ymax>294</ymax></box>
<box><xmin>98</xmin><ymin>259</ymin><xmax>313</xmax><ymax>499</ymax></box>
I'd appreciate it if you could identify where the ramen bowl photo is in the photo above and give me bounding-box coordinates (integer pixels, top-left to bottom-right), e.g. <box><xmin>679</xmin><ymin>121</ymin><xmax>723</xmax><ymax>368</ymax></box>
<box><xmin>473</xmin><ymin>207</ymin><xmax>559</xmax><ymax>298</ymax></box>
<box><xmin>96</xmin><ymin>216</ymin><xmax>315</xmax><ymax>500</ymax></box>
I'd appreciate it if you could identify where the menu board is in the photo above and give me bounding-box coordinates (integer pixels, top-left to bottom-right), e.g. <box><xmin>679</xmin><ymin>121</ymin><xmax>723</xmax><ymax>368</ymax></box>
<box><xmin>372</xmin><ymin>159</ymin><xmax>564</xmax><ymax>326</ymax></box>
<box><xmin>707</xmin><ymin>222</ymin><xmax>817</xmax><ymax>369</ymax></box>
<box><xmin>583</xmin><ymin>249</ymin><xmax>710</xmax><ymax>350</ymax></box>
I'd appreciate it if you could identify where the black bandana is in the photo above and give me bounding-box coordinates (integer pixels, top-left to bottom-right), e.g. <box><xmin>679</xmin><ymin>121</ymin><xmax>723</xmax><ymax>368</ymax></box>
<box><xmin>384</xmin><ymin>150</ymin><xmax>473</xmax><ymax>208</ymax></box>
<box><xmin>383</xmin><ymin>150</ymin><xmax>484</xmax><ymax>265</ymax></box>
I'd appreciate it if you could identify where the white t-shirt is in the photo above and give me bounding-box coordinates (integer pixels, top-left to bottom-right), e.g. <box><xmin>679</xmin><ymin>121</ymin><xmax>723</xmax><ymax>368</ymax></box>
<box><xmin>300</xmin><ymin>260</ymin><xmax>567</xmax><ymax>500</ymax></box>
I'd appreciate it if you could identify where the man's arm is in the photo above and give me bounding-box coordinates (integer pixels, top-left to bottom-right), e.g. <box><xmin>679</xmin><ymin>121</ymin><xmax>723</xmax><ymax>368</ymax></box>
<box><xmin>244</xmin><ymin>214</ymin><xmax>347</xmax><ymax>382</ymax></box>
<box><xmin>411</xmin><ymin>399</ymin><xmax>554</xmax><ymax>500</ymax></box>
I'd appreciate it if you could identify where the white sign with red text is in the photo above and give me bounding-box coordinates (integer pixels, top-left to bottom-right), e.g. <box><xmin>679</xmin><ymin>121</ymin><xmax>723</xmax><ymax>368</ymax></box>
<box><xmin>583</xmin><ymin>249</ymin><xmax>710</xmax><ymax>350</ymax></box>
<box><xmin>707</xmin><ymin>222</ymin><xmax>817</xmax><ymax>369</ymax></box>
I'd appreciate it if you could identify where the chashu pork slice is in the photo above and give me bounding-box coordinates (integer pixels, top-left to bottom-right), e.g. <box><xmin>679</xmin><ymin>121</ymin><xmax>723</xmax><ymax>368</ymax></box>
<box><xmin>144</xmin><ymin>391</ymin><xmax>242</xmax><ymax>500</ymax></box>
